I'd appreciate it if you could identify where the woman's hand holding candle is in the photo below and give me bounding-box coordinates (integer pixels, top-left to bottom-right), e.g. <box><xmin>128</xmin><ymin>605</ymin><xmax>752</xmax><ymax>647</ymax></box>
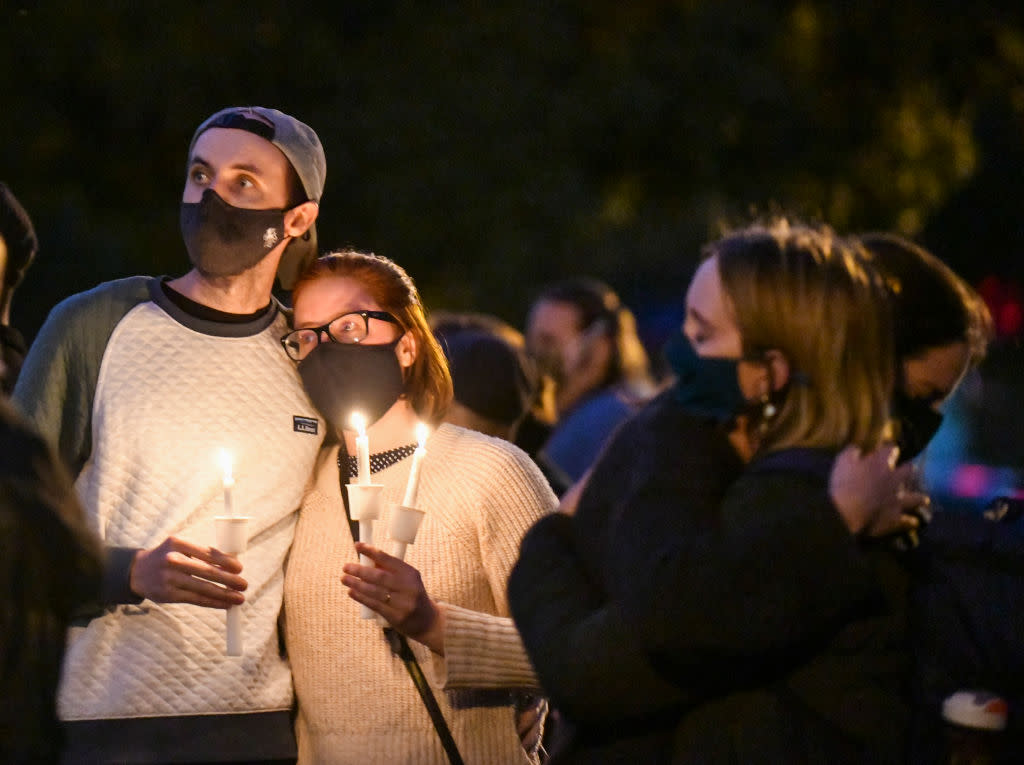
<box><xmin>343</xmin><ymin>542</ymin><xmax>447</xmax><ymax>655</ymax></box>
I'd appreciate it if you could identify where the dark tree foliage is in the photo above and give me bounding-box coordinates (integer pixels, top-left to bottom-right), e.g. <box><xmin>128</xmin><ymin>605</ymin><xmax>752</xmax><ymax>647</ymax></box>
<box><xmin>0</xmin><ymin>0</ymin><xmax>1021</xmax><ymax>346</ymax></box>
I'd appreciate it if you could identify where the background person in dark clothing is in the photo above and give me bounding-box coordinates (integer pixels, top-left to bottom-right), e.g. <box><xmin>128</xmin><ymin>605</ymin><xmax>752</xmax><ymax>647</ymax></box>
<box><xmin>440</xmin><ymin>329</ymin><xmax>536</xmax><ymax>441</ymax></box>
<box><xmin>431</xmin><ymin>310</ymin><xmax>567</xmax><ymax>496</ymax></box>
<box><xmin>0</xmin><ymin>183</ymin><xmax>39</xmax><ymax>394</ymax></box>
<box><xmin>0</xmin><ymin>397</ymin><xmax>103</xmax><ymax>764</ymax></box>
<box><xmin>859</xmin><ymin>232</ymin><xmax>993</xmax><ymax>463</ymax></box>
<box><xmin>857</xmin><ymin>232</ymin><xmax>1003</xmax><ymax>763</ymax></box>
<box><xmin>431</xmin><ymin>310</ymin><xmax>538</xmax><ymax>443</ymax></box>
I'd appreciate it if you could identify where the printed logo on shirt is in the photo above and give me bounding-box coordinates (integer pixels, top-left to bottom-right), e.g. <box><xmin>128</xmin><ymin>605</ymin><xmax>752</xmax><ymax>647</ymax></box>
<box><xmin>293</xmin><ymin>415</ymin><xmax>319</xmax><ymax>435</ymax></box>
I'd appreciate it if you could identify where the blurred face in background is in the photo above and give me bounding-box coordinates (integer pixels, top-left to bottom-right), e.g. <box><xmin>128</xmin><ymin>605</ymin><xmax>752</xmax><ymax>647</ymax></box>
<box><xmin>526</xmin><ymin>299</ymin><xmax>583</xmax><ymax>385</ymax></box>
<box><xmin>526</xmin><ymin>298</ymin><xmax>614</xmax><ymax>413</ymax></box>
<box><xmin>901</xmin><ymin>340</ymin><xmax>971</xmax><ymax>410</ymax></box>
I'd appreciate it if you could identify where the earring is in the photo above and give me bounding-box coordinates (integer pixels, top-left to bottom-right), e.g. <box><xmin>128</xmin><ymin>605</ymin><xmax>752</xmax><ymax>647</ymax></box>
<box><xmin>761</xmin><ymin>391</ymin><xmax>777</xmax><ymax>420</ymax></box>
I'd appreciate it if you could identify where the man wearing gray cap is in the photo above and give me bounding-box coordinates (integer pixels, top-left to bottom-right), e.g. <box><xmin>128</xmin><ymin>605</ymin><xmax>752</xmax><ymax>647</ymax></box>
<box><xmin>14</xmin><ymin>107</ymin><xmax>327</xmax><ymax>763</ymax></box>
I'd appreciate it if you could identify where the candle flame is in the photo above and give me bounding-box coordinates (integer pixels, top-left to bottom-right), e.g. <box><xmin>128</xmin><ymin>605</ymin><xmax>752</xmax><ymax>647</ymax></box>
<box><xmin>219</xmin><ymin>449</ymin><xmax>234</xmax><ymax>485</ymax></box>
<box><xmin>350</xmin><ymin>412</ymin><xmax>367</xmax><ymax>437</ymax></box>
<box><xmin>416</xmin><ymin>423</ymin><xmax>429</xmax><ymax>448</ymax></box>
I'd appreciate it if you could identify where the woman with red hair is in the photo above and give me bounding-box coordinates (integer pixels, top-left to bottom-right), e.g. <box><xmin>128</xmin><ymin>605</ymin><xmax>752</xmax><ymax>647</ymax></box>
<box><xmin>282</xmin><ymin>249</ymin><xmax>555</xmax><ymax>764</ymax></box>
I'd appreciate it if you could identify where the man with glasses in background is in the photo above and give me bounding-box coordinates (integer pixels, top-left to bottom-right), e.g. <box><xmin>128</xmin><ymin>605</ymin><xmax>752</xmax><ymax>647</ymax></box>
<box><xmin>14</xmin><ymin>106</ymin><xmax>327</xmax><ymax>764</ymax></box>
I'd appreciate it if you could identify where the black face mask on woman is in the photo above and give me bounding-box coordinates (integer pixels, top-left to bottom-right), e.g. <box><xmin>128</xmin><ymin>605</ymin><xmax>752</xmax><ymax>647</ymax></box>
<box><xmin>892</xmin><ymin>390</ymin><xmax>945</xmax><ymax>463</ymax></box>
<box><xmin>663</xmin><ymin>330</ymin><xmax>747</xmax><ymax>421</ymax></box>
<box><xmin>180</xmin><ymin>188</ymin><xmax>288</xmax><ymax>277</ymax></box>
<box><xmin>298</xmin><ymin>340</ymin><xmax>406</xmax><ymax>431</ymax></box>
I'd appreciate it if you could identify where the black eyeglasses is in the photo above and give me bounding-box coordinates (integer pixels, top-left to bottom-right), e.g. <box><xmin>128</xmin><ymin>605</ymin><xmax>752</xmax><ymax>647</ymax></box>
<box><xmin>280</xmin><ymin>310</ymin><xmax>401</xmax><ymax>361</ymax></box>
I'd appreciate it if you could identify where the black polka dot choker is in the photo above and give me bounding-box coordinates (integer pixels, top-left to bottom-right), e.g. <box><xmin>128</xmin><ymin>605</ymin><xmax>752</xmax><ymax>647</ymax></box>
<box><xmin>341</xmin><ymin>443</ymin><xmax>417</xmax><ymax>476</ymax></box>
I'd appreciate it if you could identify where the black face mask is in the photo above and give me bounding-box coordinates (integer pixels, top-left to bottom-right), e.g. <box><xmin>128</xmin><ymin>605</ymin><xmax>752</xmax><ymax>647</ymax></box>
<box><xmin>180</xmin><ymin>189</ymin><xmax>287</xmax><ymax>277</ymax></box>
<box><xmin>663</xmin><ymin>330</ymin><xmax>746</xmax><ymax>421</ymax></box>
<box><xmin>298</xmin><ymin>340</ymin><xmax>406</xmax><ymax>432</ymax></box>
<box><xmin>892</xmin><ymin>390</ymin><xmax>945</xmax><ymax>463</ymax></box>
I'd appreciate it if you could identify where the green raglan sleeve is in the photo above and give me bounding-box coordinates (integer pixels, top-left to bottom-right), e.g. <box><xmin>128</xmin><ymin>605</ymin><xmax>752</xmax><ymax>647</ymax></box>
<box><xmin>12</xmin><ymin>276</ymin><xmax>154</xmax><ymax>478</ymax></box>
<box><xmin>14</xmin><ymin>277</ymin><xmax>155</xmax><ymax>608</ymax></box>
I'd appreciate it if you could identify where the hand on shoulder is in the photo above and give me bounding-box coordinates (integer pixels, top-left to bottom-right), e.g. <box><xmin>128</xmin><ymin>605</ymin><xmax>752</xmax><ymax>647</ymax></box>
<box><xmin>829</xmin><ymin>444</ymin><xmax>928</xmax><ymax>536</ymax></box>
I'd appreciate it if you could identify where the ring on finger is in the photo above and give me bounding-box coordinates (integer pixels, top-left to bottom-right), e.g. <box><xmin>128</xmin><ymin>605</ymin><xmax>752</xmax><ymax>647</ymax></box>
<box><xmin>384</xmin><ymin>591</ymin><xmax>392</xmax><ymax>604</ymax></box>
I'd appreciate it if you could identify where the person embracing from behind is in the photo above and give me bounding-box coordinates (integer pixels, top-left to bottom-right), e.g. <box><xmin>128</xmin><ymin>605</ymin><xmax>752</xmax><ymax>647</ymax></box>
<box><xmin>858</xmin><ymin>233</ymin><xmax>1003</xmax><ymax>763</ymax></box>
<box><xmin>13</xmin><ymin>106</ymin><xmax>327</xmax><ymax>765</ymax></box>
<box><xmin>859</xmin><ymin>232</ymin><xmax>992</xmax><ymax>463</ymax></box>
<box><xmin>282</xmin><ymin>250</ymin><xmax>556</xmax><ymax>764</ymax></box>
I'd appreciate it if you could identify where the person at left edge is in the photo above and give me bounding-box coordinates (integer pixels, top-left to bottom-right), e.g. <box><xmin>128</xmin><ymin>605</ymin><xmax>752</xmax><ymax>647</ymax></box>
<box><xmin>12</xmin><ymin>106</ymin><xmax>327</xmax><ymax>765</ymax></box>
<box><xmin>0</xmin><ymin>182</ymin><xmax>39</xmax><ymax>394</ymax></box>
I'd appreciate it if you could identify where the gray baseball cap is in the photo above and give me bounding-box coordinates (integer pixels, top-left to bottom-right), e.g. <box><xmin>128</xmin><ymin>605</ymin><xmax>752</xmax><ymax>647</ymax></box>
<box><xmin>188</xmin><ymin>106</ymin><xmax>326</xmax><ymax>289</ymax></box>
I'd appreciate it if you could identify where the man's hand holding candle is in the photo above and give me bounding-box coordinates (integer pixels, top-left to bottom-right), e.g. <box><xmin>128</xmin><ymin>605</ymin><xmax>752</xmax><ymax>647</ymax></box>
<box><xmin>342</xmin><ymin>542</ymin><xmax>447</xmax><ymax>655</ymax></box>
<box><xmin>130</xmin><ymin>536</ymin><xmax>247</xmax><ymax>608</ymax></box>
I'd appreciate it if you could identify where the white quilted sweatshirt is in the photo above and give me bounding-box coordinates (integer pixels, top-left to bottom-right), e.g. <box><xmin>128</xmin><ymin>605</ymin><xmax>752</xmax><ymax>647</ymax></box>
<box><xmin>14</xmin><ymin>276</ymin><xmax>325</xmax><ymax>761</ymax></box>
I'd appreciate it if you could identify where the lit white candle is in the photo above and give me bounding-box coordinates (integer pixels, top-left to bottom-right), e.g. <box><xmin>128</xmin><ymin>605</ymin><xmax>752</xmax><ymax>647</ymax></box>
<box><xmin>401</xmin><ymin>423</ymin><xmax>429</xmax><ymax>508</ymax></box>
<box><xmin>351</xmin><ymin>412</ymin><xmax>371</xmax><ymax>485</ymax></box>
<box><xmin>219</xmin><ymin>449</ymin><xmax>235</xmax><ymax>517</ymax></box>
<box><xmin>216</xmin><ymin>514</ymin><xmax>249</xmax><ymax>655</ymax></box>
<box><xmin>216</xmin><ymin>448</ymin><xmax>246</xmax><ymax>655</ymax></box>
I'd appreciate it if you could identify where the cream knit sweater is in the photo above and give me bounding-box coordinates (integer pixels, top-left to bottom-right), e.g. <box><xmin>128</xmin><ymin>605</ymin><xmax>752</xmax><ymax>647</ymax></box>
<box><xmin>284</xmin><ymin>424</ymin><xmax>556</xmax><ymax>764</ymax></box>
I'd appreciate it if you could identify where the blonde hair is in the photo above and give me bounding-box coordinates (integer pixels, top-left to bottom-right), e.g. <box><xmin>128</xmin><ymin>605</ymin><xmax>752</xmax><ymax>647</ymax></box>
<box><xmin>711</xmin><ymin>221</ymin><xmax>893</xmax><ymax>453</ymax></box>
<box><xmin>292</xmin><ymin>249</ymin><xmax>453</xmax><ymax>424</ymax></box>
